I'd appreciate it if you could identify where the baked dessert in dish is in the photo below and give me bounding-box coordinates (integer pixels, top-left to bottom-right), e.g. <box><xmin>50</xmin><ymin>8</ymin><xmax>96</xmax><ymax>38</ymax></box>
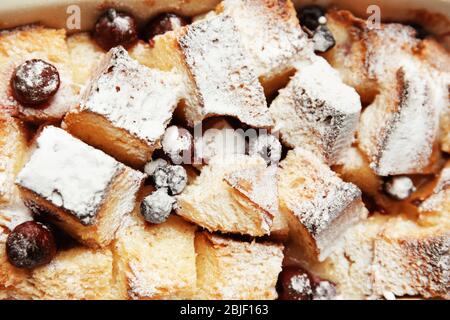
<box><xmin>0</xmin><ymin>0</ymin><xmax>449</xmax><ymax>300</ymax></box>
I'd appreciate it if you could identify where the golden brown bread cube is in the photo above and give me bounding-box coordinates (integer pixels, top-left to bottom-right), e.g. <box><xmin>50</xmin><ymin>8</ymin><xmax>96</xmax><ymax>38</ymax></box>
<box><xmin>0</xmin><ymin>25</ymin><xmax>76</xmax><ymax>123</ymax></box>
<box><xmin>114</xmin><ymin>215</ymin><xmax>197</xmax><ymax>300</ymax></box>
<box><xmin>218</xmin><ymin>0</ymin><xmax>310</xmax><ymax>96</ymax></box>
<box><xmin>177</xmin><ymin>155</ymin><xmax>281</xmax><ymax>237</ymax></box>
<box><xmin>372</xmin><ymin>215</ymin><xmax>449</xmax><ymax>300</ymax></box>
<box><xmin>0</xmin><ymin>113</ymin><xmax>33</xmax><ymax>231</ymax></box>
<box><xmin>144</xmin><ymin>14</ymin><xmax>272</xmax><ymax>128</ymax></box>
<box><xmin>6</xmin><ymin>247</ymin><xmax>122</xmax><ymax>300</ymax></box>
<box><xmin>323</xmin><ymin>10</ymin><xmax>378</xmax><ymax>104</ymax></box>
<box><xmin>64</xmin><ymin>46</ymin><xmax>183</xmax><ymax>168</ymax></box>
<box><xmin>67</xmin><ymin>32</ymin><xmax>105</xmax><ymax>88</ymax></box>
<box><xmin>309</xmin><ymin>212</ymin><xmax>449</xmax><ymax>300</ymax></box>
<box><xmin>358</xmin><ymin>65</ymin><xmax>439</xmax><ymax>176</ymax></box>
<box><xmin>15</xmin><ymin>126</ymin><xmax>145</xmax><ymax>248</ymax></box>
<box><xmin>195</xmin><ymin>232</ymin><xmax>283</xmax><ymax>299</ymax></box>
<box><xmin>270</xmin><ymin>56</ymin><xmax>361</xmax><ymax>164</ymax></box>
<box><xmin>278</xmin><ymin>148</ymin><xmax>368</xmax><ymax>265</ymax></box>
<box><xmin>419</xmin><ymin>161</ymin><xmax>450</xmax><ymax>215</ymax></box>
<box><xmin>0</xmin><ymin>113</ymin><xmax>28</xmax><ymax>208</ymax></box>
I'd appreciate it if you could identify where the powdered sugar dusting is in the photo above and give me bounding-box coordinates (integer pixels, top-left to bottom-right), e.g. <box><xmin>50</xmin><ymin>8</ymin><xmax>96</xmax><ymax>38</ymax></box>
<box><xmin>290</xmin><ymin>273</ymin><xmax>312</xmax><ymax>295</ymax></box>
<box><xmin>270</xmin><ymin>56</ymin><xmax>361</xmax><ymax>164</ymax></box>
<box><xmin>221</xmin><ymin>0</ymin><xmax>311</xmax><ymax>78</ymax></box>
<box><xmin>280</xmin><ymin>148</ymin><xmax>362</xmax><ymax>238</ymax></box>
<box><xmin>224</xmin><ymin>164</ymin><xmax>279</xmax><ymax>216</ymax></box>
<box><xmin>178</xmin><ymin>14</ymin><xmax>271</xmax><ymax>128</ymax></box>
<box><xmin>16</xmin><ymin>126</ymin><xmax>122</xmax><ymax>225</ymax></box>
<box><xmin>360</xmin><ymin>63</ymin><xmax>439</xmax><ymax>176</ymax></box>
<box><xmin>79</xmin><ymin>46</ymin><xmax>182</xmax><ymax>145</ymax></box>
<box><xmin>420</xmin><ymin>165</ymin><xmax>450</xmax><ymax>213</ymax></box>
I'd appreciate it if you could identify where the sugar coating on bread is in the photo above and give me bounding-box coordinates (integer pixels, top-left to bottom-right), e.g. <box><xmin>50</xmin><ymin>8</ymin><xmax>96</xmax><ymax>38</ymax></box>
<box><xmin>177</xmin><ymin>154</ymin><xmax>276</xmax><ymax>236</ymax></box>
<box><xmin>16</xmin><ymin>126</ymin><xmax>122</xmax><ymax>225</ymax></box>
<box><xmin>195</xmin><ymin>232</ymin><xmax>283</xmax><ymax>299</ymax></box>
<box><xmin>178</xmin><ymin>14</ymin><xmax>271</xmax><ymax>127</ymax></box>
<box><xmin>358</xmin><ymin>64</ymin><xmax>439</xmax><ymax>176</ymax></box>
<box><xmin>420</xmin><ymin>163</ymin><xmax>450</xmax><ymax>214</ymax></box>
<box><xmin>220</xmin><ymin>0</ymin><xmax>310</xmax><ymax>80</ymax></box>
<box><xmin>65</xmin><ymin>46</ymin><xmax>182</xmax><ymax>167</ymax></box>
<box><xmin>15</xmin><ymin>126</ymin><xmax>144</xmax><ymax>247</ymax></box>
<box><xmin>278</xmin><ymin>148</ymin><xmax>367</xmax><ymax>262</ymax></box>
<box><xmin>0</xmin><ymin>25</ymin><xmax>76</xmax><ymax>123</ymax></box>
<box><xmin>224</xmin><ymin>164</ymin><xmax>279</xmax><ymax>217</ymax></box>
<box><xmin>372</xmin><ymin>215</ymin><xmax>450</xmax><ymax>299</ymax></box>
<box><xmin>310</xmin><ymin>213</ymin><xmax>449</xmax><ymax>299</ymax></box>
<box><xmin>79</xmin><ymin>46</ymin><xmax>182</xmax><ymax>144</ymax></box>
<box><xmin>270</xmin><ymin>57</ymin><xmax>361</xmax><ymax>164</ymax></box>
<box><xmin>115</xmin><ymin>215</ymin><xmax>197</xmax><ymax>299</ymax></box>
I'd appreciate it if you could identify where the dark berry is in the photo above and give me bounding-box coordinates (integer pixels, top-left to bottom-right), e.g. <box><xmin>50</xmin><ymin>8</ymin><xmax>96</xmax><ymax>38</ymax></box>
<box><xmin>277</xmin><ymin>266</ymin><xmax>313</xmax><ymax>300</ymax></box>
<box><xmin>11</xmin><ymin>59</ymin><xmax>60</xmax><ymax>106</ymax></box>
<box><xmin>313</xmin><ymin>25</ymin><xmax>336</xmax><ymax>52</ymax></box>
<box><xmin>277</xmin><ymin>266</ymin><xmax>337</xmax><ymax>300</ymax></box>
<box><xmin>162</xmin><ymin>126</ymin><xmax>193</xmax><ymax>165</ymax></box>
<box><xmin>144</xmin><ymin>158</ymin><xmax>168</xmax><ymax>176</ymax></box>
<box><xmin>382</xmin><ymin>176</ymin><xmax>416</xmax><ymax>200</ymax></box>
<box><xmin>93</xmin><ymin>8</ymin><xmax>138</xmax><ymax>50</ymax></box>
<box><xmin>167</xmin><ymin>165</ymin><xmax>188</xmax><ymax>195</ymax></box>
<box><xmin>153</xmin><ymin>165</ymin><xmax>171</xmax><ymax>189</ymax></box>
<box><xmin>6</xmin><ymin>221</ymin><xmax>56</xmax><ymax>269</ymax></box>
<box><xmin>298</xmin><ymin>5</ymin><xmax>326</xmax><ymax>31</ymax></box>
<box><xmin>140</xmin><ymin>188</ymin><xmax>175</xmax><ymax>224</ymax></box>
<box><xmin>153</xmin><ymin>164</ymin><xmax>187</xmax><ymax>195</ymax></box>
<box><xmin>248</xmin><ymin>134</ymin><xmax>282</xmax><ymax>166</ymax></box>
<box><xmin>142</xmin><ymin>13</ymin><xmax>190</xmax><ymax>45</ymax></box>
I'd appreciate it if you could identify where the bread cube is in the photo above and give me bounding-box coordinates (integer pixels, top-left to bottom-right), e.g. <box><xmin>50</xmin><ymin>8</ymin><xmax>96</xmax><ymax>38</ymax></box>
<box><xmin>9</xmin><ymin>247</ymin><xmax>121</xmax><ymax>300</ymax></box>
<box><xmin>270</xmin><ymin>57</ymin><xmax>361</xmax><ymax>164</ymax></box>
<box><xmin>420</xmin><ymin>162</ymin><xmax>449</xmax><ymax>215</ymax></box>
<box><xmin>15</xmin><ymin>126</ymin><xmax>145</xmax><ymax>248</ymax></box>
<box><xmin>218</xmin><ymin>0</ymin><xmax>310</xmax><ymax>95</ymax></box>
<box><xmin>323</xmin><ymin>10</ymin><xmax>378</xmax><ymax>104</ymax></box>
<box><xmin>64</xmin><ymin>46</ymin><xmax>183</xmax><ymax>168</ymax></box>
<box><xmin>114</xmin><ymin>215</ymin><xmax>197</xmax><ymax>300</ymax></box>
<box><xmin>67</xmin><ymin>32</ymin><xmax>105</xmax><ymax>87</ymax></box>
<box><xmin>305</xmin><ymin>214</ymin><xmax>386</xmax><ymax>299</ymax></box>
<box><xmin>0</xmin><ymin>114</ymin><xmax>28</xmax><ymax>208</ymax></box>
<box><xmin>145</xmin><ymin>14</ymin><xmax>272</xmax><ymax>128</ymax></box>
<box><xmin>0</xmin><ymin>114</ymin><xmax>33</xmax><ymax>232</ymax></box>
<box><xmin>372</xmin><ymin>215</ymin><xmax>449</xmax><ymax>299</ymax></box>
<box><xmin>224</xmin><ymin>164</ymin><xmax>288</xmax><ymax>239</ymax></box>
<box><xmin>177</xmin><ymin>155</ymin><xmax>280</xmax><ymax>237</ymax></box>
<box><xmin>195</xmin><ymin>232</ymin><xmax>283</xmax><ymax>299</ymax></box>
<box><xmin>0</xmin><ymin>25</ymin><xmax>76</xmax><ymax>123</ymax></box>
<box><xmin>307</xmin><ymin>207</ymin><xmax>449</xmax><ymax>300</ymax></box>
<box><xmin>358</xmin><ymin>65</ymin><xmax>439</xmax><ymax>176</ymax></box>
<box><xmin>278</xmin><ymin>148</ymin><xmax>368</xmax><ymax>264</ymax></box>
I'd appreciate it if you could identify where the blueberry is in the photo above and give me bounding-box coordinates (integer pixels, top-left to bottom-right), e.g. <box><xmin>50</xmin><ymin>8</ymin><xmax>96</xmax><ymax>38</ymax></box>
<box><xmin>140</xmin><ymin>188</ymin><xmax>175</xmax><ymax>224</ymax></box>
<box><xmin>167</xmin><ymin>165</ymin><xmax>187</xmax><ymax>195</ymax></box>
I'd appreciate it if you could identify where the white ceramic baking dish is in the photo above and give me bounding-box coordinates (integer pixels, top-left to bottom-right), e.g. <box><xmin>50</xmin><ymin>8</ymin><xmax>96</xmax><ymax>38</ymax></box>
<box><xmin>0</xmin><ymin>0</ymin><xmax>449</xmax><ymax>36</ymax></box>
